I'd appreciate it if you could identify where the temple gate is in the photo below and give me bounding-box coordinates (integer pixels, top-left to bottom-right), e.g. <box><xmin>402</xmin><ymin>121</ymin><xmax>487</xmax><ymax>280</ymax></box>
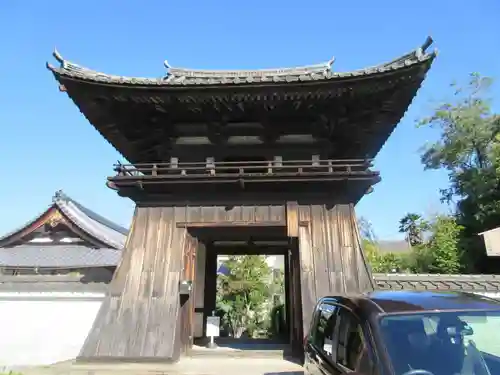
<box><xmin>47</xmin><ymin>37</ymin><xmax>436</xmax><ymax>362</ymax></box>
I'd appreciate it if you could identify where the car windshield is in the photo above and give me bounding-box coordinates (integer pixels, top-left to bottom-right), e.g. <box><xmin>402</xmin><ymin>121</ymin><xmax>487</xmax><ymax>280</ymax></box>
<box><xmin>379</xmin><ymin>310</ymin><xmax>500</xmax><ymax>375</ymax></box>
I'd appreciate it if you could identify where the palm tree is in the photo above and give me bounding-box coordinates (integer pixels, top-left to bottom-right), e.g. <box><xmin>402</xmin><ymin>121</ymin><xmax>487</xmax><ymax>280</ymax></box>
<box><xmin>399</xmin><ymin>213</ymin><xmax>428</xmax><ymax>246</ymax></box>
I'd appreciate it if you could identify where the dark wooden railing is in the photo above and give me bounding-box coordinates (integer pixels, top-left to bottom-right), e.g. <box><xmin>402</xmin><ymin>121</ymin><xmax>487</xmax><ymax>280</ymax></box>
<box><xmin>112</xmin><ymin>158</ymin><xmax>376</xmax><ymax>179</ymax></box>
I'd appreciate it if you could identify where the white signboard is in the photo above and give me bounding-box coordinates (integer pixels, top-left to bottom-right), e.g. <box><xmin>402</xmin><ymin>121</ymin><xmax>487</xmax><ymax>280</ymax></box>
<box><xmin>323</xmin><ymin>338</ymin><xmax>333</xmax><ymax>355</ymax></box>
<box><xmin>206</xmin><ymin>316</ymin><xmax>220</xmax><ymax>337</ymax></box>
<box><xmin>480</xmin><ymin>227</ymin><xmax>500</xmax><ymax>256</ymax></box>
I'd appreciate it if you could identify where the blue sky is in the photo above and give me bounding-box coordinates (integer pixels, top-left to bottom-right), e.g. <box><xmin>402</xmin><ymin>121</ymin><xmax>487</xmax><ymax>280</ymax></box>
<box><xmin>0</xmin><ymin>0</ymin><xmax>498</xmax><ymax>240</ymax></box>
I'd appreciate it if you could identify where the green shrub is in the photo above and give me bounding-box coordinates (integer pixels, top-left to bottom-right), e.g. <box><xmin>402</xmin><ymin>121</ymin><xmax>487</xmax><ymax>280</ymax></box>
<box><xmin>268</xmin><ymin>304</ymin><xmax>287</xmax><ymax>338</ymax></box>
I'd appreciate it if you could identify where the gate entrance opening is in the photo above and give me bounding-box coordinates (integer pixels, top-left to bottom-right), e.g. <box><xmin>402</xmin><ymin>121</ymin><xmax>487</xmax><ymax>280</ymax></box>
<box><xmin>189</xmin><ymin>225</ymin><xmax>301</xmax><ymax>355</ymax></box>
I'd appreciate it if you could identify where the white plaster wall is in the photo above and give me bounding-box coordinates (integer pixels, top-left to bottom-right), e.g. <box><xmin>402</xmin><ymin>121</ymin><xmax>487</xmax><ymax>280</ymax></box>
<box><xmin>0</xmin><ymin>292</ymin><xmax>104</xmax><ymax>368</ymax></box>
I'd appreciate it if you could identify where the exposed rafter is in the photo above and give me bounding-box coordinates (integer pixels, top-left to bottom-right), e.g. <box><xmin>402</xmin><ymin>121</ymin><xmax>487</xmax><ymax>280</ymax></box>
<box><xmin>46</xmin><ymin>38</ymin><xmax>437</xmax><ymax>164</ymax></box>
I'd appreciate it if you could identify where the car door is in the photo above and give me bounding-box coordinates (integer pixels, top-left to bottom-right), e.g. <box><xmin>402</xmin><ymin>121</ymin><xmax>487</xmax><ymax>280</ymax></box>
<box><xmin>305</xmin><ymin>301</ymin><xmax>340</xmax><ymax>375</ymax></box>
<box><xmin>334</xmin><ymin>306</ymin><xmax>377</xmax><ymax>375</ymax></box>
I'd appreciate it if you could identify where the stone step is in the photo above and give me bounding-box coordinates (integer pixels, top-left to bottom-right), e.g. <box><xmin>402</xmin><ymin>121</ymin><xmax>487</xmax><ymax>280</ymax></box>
<box><xmin>188</xmin><ymin>348</ymin><xmax>288</xmax><ymax>359</ymax></box>
<box><xmin>17</xmin><ymin>357</ymin><xmax>305</xmax><ymax>375</ymax></box>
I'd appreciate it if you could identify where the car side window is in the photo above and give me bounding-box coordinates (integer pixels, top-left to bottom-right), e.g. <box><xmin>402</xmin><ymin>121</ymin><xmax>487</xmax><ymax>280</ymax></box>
<box><xmin>312</xmin><ymin>303</ymin><xmax>338</xmax><ymax>357</ymax></box>
<box><xmin>336</xmin><ymin>307</ymin><xmax>373</xmax><ymax>373</ymax></box>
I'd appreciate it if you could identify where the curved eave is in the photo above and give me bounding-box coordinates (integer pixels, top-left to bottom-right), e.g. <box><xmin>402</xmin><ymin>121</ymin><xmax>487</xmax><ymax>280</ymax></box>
<box><xmin>0</xmin><ymin>192</ymin><xmax>127</xmax><ymax>250</ymax></box>
<box><xmin>0</xmin><ymin>205</ymin><xmax>56</xmax><ymax>247</ymax></box>
<box><xmin>47</xmin><ymin>37</ymin><xmax>437</xmax><ymax>89</ymax></box>
<box><xmin>52</xmin><ymin>191</ymin><xmax>127</xmax><ymax>249</ymax></box>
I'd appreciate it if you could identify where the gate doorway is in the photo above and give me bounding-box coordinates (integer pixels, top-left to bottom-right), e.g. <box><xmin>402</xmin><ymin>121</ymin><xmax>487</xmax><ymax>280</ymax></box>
<box><xmin>187</xmin><ymin>224</ymin><xmax>303</xmax><ymax>358</ymax></box>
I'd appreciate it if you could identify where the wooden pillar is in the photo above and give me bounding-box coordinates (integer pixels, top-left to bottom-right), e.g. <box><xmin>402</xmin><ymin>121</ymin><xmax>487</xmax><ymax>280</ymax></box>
<box><xmin>179</xmin><ymin>234</ymin><xmax>198</xmax><ymax>353</ymax></box>
<box><xmin>289</xmin><ymin>238</ymin><xmax>304</xmax><ymax>362</ymax></box>
<box><xmin>203</xmin><ymin>242</ymin><xmax>218</xmax><ymax>338</ymax></box>
<box><xmin>284</xmin><ymin>248</ymin><xmax>291</xmax><ymax>343</ymax></box>
<box><xmin>193</xmin><ymin>242</ymin><xmax>206</xmax><ymax>339</ymax></box>
<box><xmin>285</xmin><ymin>201</ymin><xmax>304</xmax><ymax>361</ymax></box>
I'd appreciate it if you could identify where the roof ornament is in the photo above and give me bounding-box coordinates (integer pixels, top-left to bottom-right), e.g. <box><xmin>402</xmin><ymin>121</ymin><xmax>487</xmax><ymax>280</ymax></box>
<box><xmin>327</xmin><ymin>57</ymin><xmax>335</xmax><ymax>69</ymax></box>
<box><xmin>416</xmin><ymin>36</ymin><xmax>434</xmax><ymax>59</ymax></box>
<box><xmin>53</xmin><ymin>48</ymin><xmax>64</xmax><ymax>64</ymax></box>
<box><xmin>163</xmin><ymin>60</ymin><xmax>173</xmax><ymax>81</ymax></box>
<box><xmin>421</xmin><ymin>36</ymin><xmax>434</xmax><ymax>53</ymax></box>
<box><xmin>324</xmin><ymin>56</ymin><xmax>335</xmax><ymax>76</ymax></box>
<box><xmin>46</xmin><ymin>48</ymin><xmax>66</xmax><ymax>72</ymax></box>
<box><xmin>53</xmin><ymin>190</ymin><xmax>64</xmax><ymax>201</ymax></box>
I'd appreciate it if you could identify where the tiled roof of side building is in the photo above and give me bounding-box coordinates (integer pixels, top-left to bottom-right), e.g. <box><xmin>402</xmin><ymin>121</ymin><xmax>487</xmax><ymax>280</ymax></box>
<box><xmin>47</xmin><ymin>37</ymin><xmax>436</xmax><ymax>87</ymax></box>
<box><xmin>52</xmin><ymin>190</ymin><xmax>128</xmax><ymax>249</ymax></box>
<box><xmin>373</xmin><ymin>273</ymin><xmax>500</xmax><ymax>292</ymax></box>
<box><xmin>0</xmin><ymin>190</ymin><xmax>128</xmax><ymax>250</ymax></box>
<box><xmin>0</xmin><ymin>245</ymin><xmax>121</xmax><ymax>268</ymax></box>
<box><xmin>0</xmin><ymin>275</ymin><xmax>109</xmax><ymax>293</ymax></box>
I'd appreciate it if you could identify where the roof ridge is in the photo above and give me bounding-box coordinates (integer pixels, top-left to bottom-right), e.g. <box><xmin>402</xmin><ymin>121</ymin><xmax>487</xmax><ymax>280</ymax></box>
<box><xmin>52</xmin><ymin>191</ymin><xmax>128</xmax><ymax>235</ymax></box>
<box><xmin>46</xmin><ymin>36</ymin><xmax>437</xmax><ymax>87</ymax></box>
<box><xmin>165</xmin><ymin>60</ymin><xmax>335</xmax><ymax>78</ymax></box>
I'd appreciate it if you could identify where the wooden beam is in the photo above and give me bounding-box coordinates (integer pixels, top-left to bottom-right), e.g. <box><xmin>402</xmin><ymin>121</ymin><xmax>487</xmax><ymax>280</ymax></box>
<box><xmin>176</xmin><ymin>221</ymin><xmax>286</xmax><ymax>228</ymax></box>
<box><xmin>286</xmin><ymin>201</ymin><xmax>299</xmax><ymax>238</ymax></box>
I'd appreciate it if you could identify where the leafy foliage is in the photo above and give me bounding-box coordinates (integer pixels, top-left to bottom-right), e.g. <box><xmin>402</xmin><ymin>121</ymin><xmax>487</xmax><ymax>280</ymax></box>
<box><xmin>421</xmin><ymin>215</ymin><xmax>464</xmax><ymax>273</ymax></box>
<box><xmin>358</xmin><ymin>216</ymin><xmax>378</xmax><ymax>243</ymax></box>
<box><xmin>269</xmin><ymin>304</ymin><xmax>287</xmax><ymax>338</ymax></box>
<box><xmin>418</xmin><ymin>73</ymin><xmax>500</xmax><ymax>272</ymax></box>
<box><xmin>362</xmin><ymin>214</ymin><xmax>463</xmax><ymax>274</ymax></box>
<box><xmin>362</xmin><ymin>237</ymin><xmax>412</xmax><ymax>274</ymax></box>
<box><xmin>361</xmin><ymin>74</ymin><xmax>499</xmax><ymax>274</ymax></box>
<box><xmin>398</xmin><ymin>213</ymin><xmax>429</xmax><ymax>246</ymax></box>
<box><xmin>216</xmin><ymin>255</ymin><xmax>273</xmax><ymax>338</ymax></box>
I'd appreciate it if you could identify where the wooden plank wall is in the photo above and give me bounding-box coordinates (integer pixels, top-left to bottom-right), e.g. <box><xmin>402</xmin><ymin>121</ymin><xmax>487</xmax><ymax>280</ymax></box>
<box><xmin>296</xmin><ymin>203</ymin><xmax>375</xmax><ymax>336</ymax></box>
<box><xmin>78</xmin><ymin>206</ymin><xmax>189</xmax><ymax>362</ymax></box>
<box><xmin>78</xmin><ymin>204</ymin><xmax>285</xmax><ymax>362</ymax></box>
<box><xmin>183</xmin><ymin>205</ymin><xmax>285</xmax><ymax>223</ymax></box>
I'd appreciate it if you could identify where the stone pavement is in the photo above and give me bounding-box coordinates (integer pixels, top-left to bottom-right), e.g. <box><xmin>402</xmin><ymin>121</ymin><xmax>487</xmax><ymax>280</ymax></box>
<box><xmin>17</xmin><ymin>357</ymin><xmax>305</xmax><ymax>375</ymax></box>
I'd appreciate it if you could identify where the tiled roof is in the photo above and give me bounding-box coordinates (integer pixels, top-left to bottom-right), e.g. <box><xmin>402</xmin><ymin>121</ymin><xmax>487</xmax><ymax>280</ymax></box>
<box><xmin>1</xmin><ymin>272</ymin><xmax>499</xmax><ymax>295</ymax></box>
<box><xmin>47</xmin><ymin>37</ymin><xmax>436</xmax><ymax>87</ymax></box>
<box><xmin>0</xmin><ymin>245</ymin><xmax>121</xmax><ymax>268</ymax></box>
<box><xmin>0</xmin><ymin>275</ymin><xmax>108</xmax><ymax>293</ymax></box>
<box><xmin>373</xmin><ymin>273</ymin><xmax>500</xmax><ymax>292</ymax></box>
<box><xmin>52</xmin><ymin>190</ymin><xmax>127</xmax><ymax>249</ymax></box>
<box><xmin>0</xmin><ymin>190</ymin><xmax>128</xmax><ymax>250</ymax></box>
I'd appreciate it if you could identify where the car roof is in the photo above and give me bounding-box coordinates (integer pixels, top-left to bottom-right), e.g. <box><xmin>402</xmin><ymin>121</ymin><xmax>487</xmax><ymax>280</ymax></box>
<box><xmin>320</xmin><ymin>290</ymin><xmax>500</xmax><ymax>315</ymax></box>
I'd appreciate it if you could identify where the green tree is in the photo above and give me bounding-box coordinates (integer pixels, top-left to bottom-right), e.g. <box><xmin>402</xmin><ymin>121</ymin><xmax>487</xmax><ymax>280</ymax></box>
<box><xmin>398</xmin><ymin>213</ymin><xmax>429</xmax><ymax>246</ymax></box>
<box><xmin>363</xmin><ymin>239</ymin><xmax>413</xmax><ymax>273</ymax></box>
<box><xmin>216</xmin><ymin>255</ymin><xmax>272</xmax><ymax>338</ymax></box>
<box><xmin>358</xmin><ymin>216</ymin><xmax>377</xmax><ymax>243</ymax></box>
<box><xmin>418</xmin><ymin>73</ymin><xmax>500</xmax><ymax>272</ymax></box>
<box><xmin>423</xmin><ymin>215</ymin><xmax>464</xmax><ymax>273</ymax></box>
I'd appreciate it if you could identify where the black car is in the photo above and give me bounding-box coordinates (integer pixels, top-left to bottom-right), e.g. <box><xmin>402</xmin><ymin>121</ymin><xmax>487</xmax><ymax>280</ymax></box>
<box><xmin>304</xmin><ymin>291</ymin><xmax>500</xmax><ymax>375</ymax></box>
